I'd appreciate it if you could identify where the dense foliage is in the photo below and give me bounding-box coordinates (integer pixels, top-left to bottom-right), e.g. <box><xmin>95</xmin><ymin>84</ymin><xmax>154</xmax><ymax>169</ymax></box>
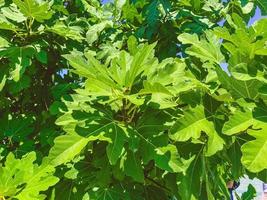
<box><xmin>0</xmin><ymin>0</ymin><xmax>267</xmax><ymax>199</ymax></box>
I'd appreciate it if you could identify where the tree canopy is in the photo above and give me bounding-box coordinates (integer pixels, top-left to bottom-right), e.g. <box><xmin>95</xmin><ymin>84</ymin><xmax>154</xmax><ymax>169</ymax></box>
<box><xmin>0</xmin><ymin>0</ymin><xmax>267</xmax><ymax>199</ymax></box>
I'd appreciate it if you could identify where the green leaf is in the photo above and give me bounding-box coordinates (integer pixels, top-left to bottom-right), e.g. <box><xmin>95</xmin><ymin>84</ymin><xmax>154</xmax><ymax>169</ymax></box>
<box><xmin>86</xmin><ymin>21</ymin><xmax>113</xmax><ymax>44</ymax></box>
<box><xmin>223</xmin><ymin>108</ymin><xmax>254</xmax><ymax>135</ymax></box>
<box><xmin>0</xmin><ymin>114</ymin><xmax>34</xmax><ymax>140</ymax></box>
<box><xmin>35</xmin><ymin>50</ymin><xmax>47</xmax><ymax>64</ymax></box>
<box><xmin>241</xmin><ymin>184</ymin><xmax>256</xmax><ymax>200</ymax></box>
<box><xmin>48</xmin><ymin>22</ymin><xmax>84</xmax><ymax>42</ymax></box>
<box><xmin>140</xmin><ymin>81</ymin><xmax>175</xmax><ymax>108</ymax></box>
<box><xmin>106</xmin><ymin>124</ymin><xmax>127</xmax><ymax>165</ymax></box>
<box><xmin>178</xmin><ymin>152</ymin><xmax>202</xmax><ymax>200</ymax></box>
<box><xmin>146</xmin><ymin>1</ymin><xmax>159</xmax><ymax>27</ymax></box>
<box><xmin>127</xmin><ymin>35</ymin><xmax>138</xmax><ymax>54</ymax></box>
<box><xmin>64</xmin><ymin>167</ymin><xmax>79</xmax><ymax>180</ymax></box>
<box><xmin>1</xmin><ymin>3</ymin><xmax>26</xmax><ymax>22</ymax></box>
<box><xmin>0</xmin><ymin>74</ymin><xmax>6</xmax><ymax>91</ymax></box>
<box><xmin>178</xmin><ymin>31</ymin><xmax>224</xmax><ymax>64</ymax></box>
<box><xmin>125</xmin><ymin>43</ymin><xmax>157</xmax><ymax>87</ymax></box>
<box><xmin>214</xmin><ymin>18</ymin><xmax>267</xmax><ymax>60</ymax></box>
<box><xmin>170</xmin><ymin>106</ymin><xmax>207</xmax><ymax>142</ymax></box>
<box><xmin>255</xmin><ymin>0</ymin><xmax>267</xmax><ymax>14</ymax></box>
<box><xmin>216</xmin><ymin>66</ymin><xmax>263</xmax><ymax>100</ymax></box>
<box><xmin>0</xmin><ymin>20</ymin><xmax>17</xmax><ymax>31</ymax></box>
<box><xmin>0</xmin><ymin>46</ymin><xmax>35</xmax><ymax>82</ymax></box>
<box><xmin>87</xmin><ymin>185</ymin><xmax>130</xmax><ymax>200</ymax></box>
<box><xmin>155</xmin><ymin>144</ymin><xmax>195</xmax><ymax>173</ymax></box>
<box><xmin>205</xmin><ymin>127</ymin><xmax>225</xmax><ymax>157</ymax></box>
<box><xmin>15</xmin><ymin>164</ymin><xmax>59</xmax><ymax>200</ymax></box>
<box><xmin>241</xmin><ymin>124</ymin><xmax>267</xmax><ymax>172</ymax></box>
<box><xmin>64</xmin><ymin>43</ymin><xmax>159</xmax><ymax>109</ymax></box>
<box><xmin>9</xmin><ymin>75</ymin><xmax>31</xmax><ymax>93</ymax></box>
<box><xmin>123</xmin><ymin>151</ymin><xmax>144</xmax><ymax>182</ymax></box>
<box><xmin>170</xmin><ymin>105</ymin><xmax>224</xmax><ymax>156</ymax></box>
<box><xmin>13</xmin><ymin>0</ymin><xmax>53</xmax><ymax>22</ymax></box>
<box><xmin>50</xmin><ymin>108</ymin><xmax>113</xmax><ymax>166</ymax></box>
<box><xmin>1</xmin><ymin>0</ymin><xmax>263</xmax><ymax>199</ymax></box>
<box><xmin>191</xmin><ymin>0</ymin><xmax>202</xmax><ymax>10</ymax></box>
<box><xmin>0</xmin><ymin>0</ymin><xmax>4</xmax><ymax>6</ymax></box>
<box><xmin>62</xmin><ymin>52</ymin><xmax>92</xmax><ymax>78</ymax></box>
<box><xmin>46</xmin><ymin>134</ymin><xmax>90</xmax><ymax>167</ymax></box>
<box><xmin>0</xmin><ymin>36</ymin><xmax>9</xmax><ymax>48</ymax></box>
<box><xmin>114</xmin><ymin>0</ymin><xmax>126</xmax><ymax>18</ymax></box>
<box><xmin>0</xmin><ymin>152</ymin><xmax>58</xmax><ymax>200</ymax></box>
<box><xmin>223</xmin><ymin>104</ymin><xmax>267</xmax><ymax>135</ymax></box>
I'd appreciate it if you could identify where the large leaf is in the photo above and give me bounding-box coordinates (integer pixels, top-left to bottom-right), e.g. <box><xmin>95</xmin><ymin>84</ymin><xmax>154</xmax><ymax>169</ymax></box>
<box><xmin>1</xmin><ymin>3</ymin><xmax>26</xmax><ymax>22</ymax></box>
<box><xmin>0</xmin><ymin>20</ymin><xmax>17</xmax><ymax>31</ymax></box>
<box><xmin>48</xmin><ymin>22</ymin><xmax>84</xmax><ymax>42</ymax></box>
<box><xmin>15</xmin><ymin>164</ymin><xmax>59</xmax><ymax>200</ymax></box>
<box><xmin>0</xmin><ymin>114</ymin><xmax>34</xmax><ymax>141</ymax></box>
<box><xmin>223</xmin><ymin>105</ymin><xmax>267</xmax><ymax>135</ymax></box>
<box><xmin>123</xmin><ymin>151</ymin><xmax>144</xmax><ymax>182</ymax></box>
<box><xmin>179</xmin><ymin>149</ymin><xmax>230</xmax><ymax>199</ymax></box>
<box><xmin>170</xmin><ymin>106</ymin><xmax>207</xmax><ymax>141</ymax></box>
<box><xmin>0</xmin><ymin>46</ymin><xmax>35</xmax><ymax>82</ymax></box>
<box><xmin>106</xmin><ymin>124</ymin><xmax>127</xmax><ymax>165</ymax></box>
<box><xmin>155</xmin><ymin>144</ymin><xmax>195</xmax><ymax>173</ymax></box>
<box><xmin>64</xmin><ymin>45</ymin><xmax>156</xmax><ymax>91</ymax></box>
<box><xmin>63</xmin><ymin>43</ymin><xmax>170</xmax><ymax>109</ymax></box>
<box><xmin>223</xmin><ymin>108</ymin><xmax>254</xmax><ymax>135</ymax></box>
<box><xmin>170</xmin><ymin>105</ymin><xmax>224</xmax><ymax>156</ymax></box>
<box><xmin>13</xmin><ymin>0</ymin><xmax>53</xmax><ymax>22</ymax></box>
<box><xmin>135</xmin><ymin>110</ymin><xmax>196</xmax><ymax>172</ymax></box>
<box><xmin>86</xmin><ymin>21</ymin><xmax>113</xmax><ymax>44</ymax></box>
<box><xmin>241</xmin><ymin>124</ymin><xmax>267</xmax><ymax>172</ymax></box>
<box><xmin>46</xmin><ymin>134</ymin><xmax>90</xmax><ymax>167</ymax></box>
<box><xmin>178</xmin><ymin>31</ymin><xmax>224</xmax><ymax>64</ymax></box>
<box><xmin>216</xmin><ymin>66</ymin><xmax>263</xmax><ymax>100</ymax></box>
<box><xmin>0</xmin><ymin>152</ymin><xmax>58</xmax><ymax>200</ymax></box>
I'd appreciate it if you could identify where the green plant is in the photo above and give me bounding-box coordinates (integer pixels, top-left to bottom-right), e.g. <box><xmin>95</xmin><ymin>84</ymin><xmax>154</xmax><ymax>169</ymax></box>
<box><xmin>0</xmin><ymin>0</ymin><xmax>267</xmax><ymax>199</ymax></box>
